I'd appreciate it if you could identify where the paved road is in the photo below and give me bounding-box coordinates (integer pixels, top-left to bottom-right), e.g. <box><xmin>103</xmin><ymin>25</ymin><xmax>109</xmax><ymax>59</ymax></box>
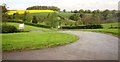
<box><xmin>3</xmin><ymin>31</ymin><xmax>118</xmax><ymax>60</ymax></box>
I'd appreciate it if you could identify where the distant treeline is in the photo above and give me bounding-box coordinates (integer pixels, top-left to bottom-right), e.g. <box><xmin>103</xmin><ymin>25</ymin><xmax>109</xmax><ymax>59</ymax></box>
<box><xmin>26</xmin><ymin>6</ymin><xmax>60</xmax><ymax>11</ymax></box>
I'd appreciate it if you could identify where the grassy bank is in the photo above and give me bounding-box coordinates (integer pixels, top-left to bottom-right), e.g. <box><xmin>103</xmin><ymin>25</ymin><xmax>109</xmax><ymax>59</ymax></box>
<box><xmin>2</xmin><ymin>32</ymin><xmax>79</xmax><ymax>51</ymax></box>
<box><xmin>4</xmin><ymin>22</ymin><xmax>50</xmax><ymax>31</ymax></box>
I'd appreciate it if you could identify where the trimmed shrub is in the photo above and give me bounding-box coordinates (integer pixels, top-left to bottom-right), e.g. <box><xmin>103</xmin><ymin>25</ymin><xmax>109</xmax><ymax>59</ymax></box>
<box><xmin>62</xmin><ymin>25</ymin><xmax>103</xmax><ymax>29</ymax></box>
<box><xmin>2</xmin><ymin>24</ymin><xmax>19</xmax><ymax>33</ymax></box>
<box><xmin>25</xmin><ymin>23</ymin><xmax>50</xmax><ymax>28</ymax></box>
<box><xmin>7</xmin><ymin>21</ymin><xmax>50</xmax><ymax>28</ymax></box>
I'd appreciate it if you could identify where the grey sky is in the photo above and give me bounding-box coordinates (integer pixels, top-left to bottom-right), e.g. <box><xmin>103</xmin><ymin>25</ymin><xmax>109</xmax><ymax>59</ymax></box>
<box><xmin>0</xmin><ymin>0</ymin><xmax>119</xmax><ymax>11</ymax></box>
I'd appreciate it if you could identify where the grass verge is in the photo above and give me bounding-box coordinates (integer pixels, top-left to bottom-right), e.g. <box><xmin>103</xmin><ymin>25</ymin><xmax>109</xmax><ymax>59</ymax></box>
<box><xmin>2</xmin><ymin>32</ymin><xmax>79</xmax><ymax>51</ymax></box>
<box><xmin>79</xmin><ymin>29</ymin><xmax>119</xmax><ymax>37</ymax></box>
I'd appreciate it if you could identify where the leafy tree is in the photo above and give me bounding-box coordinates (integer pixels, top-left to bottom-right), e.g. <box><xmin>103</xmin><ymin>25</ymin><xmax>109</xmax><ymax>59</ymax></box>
<box><xmin>2</xmin><ymin>4</ymin><xmax>9</xmax><ymax>22</ymax></box>
<box><xmin>79</xmin><ymin>13</ymin><xmax>85</xmax><ymax>18</ymax></box>
<box><xmin>50</xmin><ymin>7</ymin><xmax>60</xmax><ymax>11</ymax></box>
<box><xmin>69</xmin><ymin>14</ymin><xmax>81</xmax><ymax>21</ymax></box>
<box><xmin>84</xmin><ymin>10</ymin><xmax>91</xmax><ymax>13</ymax></box>
<box><xmin>45</xmin><ymin>12</ymin><xmax>60</xmax><ymax>28</ymax></box>
<box><xmin>26</xmin><ymin>6</ymin><xmax>60</xmax><ymax>11</ymax></box>
<box><xmin>102</xmin><ymin>9</ymin><xmax>110</xmax><ymax>20</ymax></box>
<box><xmin>32</xmin><ymin>16</ymin><xmax>38</xmax><ymax>24</ymax></box>
<box><xmin>118</xmin><ymin>11</ymin><xmax>120</xmax><ymax>22</ymax></box>
<box><xmin>63</xmin><ymin>9</ymin><xmax>66</xmax><ymax>12</ymax></box>
<box><xmin>13</xmin><ymin>12</ymin><xmax>20</xmax><ymax>21</ymax></box>
<box><xmin>2</xmin><ymin>13</ymin><xmax>9</xmax><ymax>22</ymax></box>
<box><xmin>2</xmin><ymin>3</ymin><xmax>7</xmax><ymax>13</ymax></box>
<box><xmin>111</xmin><ymin>10</ymin><xmax>117</xmax><ymax>17</ymax></box>
<box><xmin>92</xmin><ymin>11</ymin><xmax>100</xmax><ymax>24</ymax></box>
<box><xmin>71</xmin><ymin>11</ymin><xmax>73</xmax><ymax>13</ymax></box>
<box><xmin>96</xmin><ymin>9</ymin><xmax>101</xmax><ymax>13</ymax></box>
<box><xmin>69</xmin><ymin>14</ymin><xmax>82</xmax><ymax>26</ymax></box>
<box><xmin>23</xmin><ymin>11</ymin><xmax>32</xmax><ymax>22</ymax></box>
<box><xmin>79</xmin><ymin>9</ymin><xmax>84</xmax><ymax>13</ymax></box>
<box><xmin>74</xmin><ymin>10</ymin><xmax>78</xmax><ymax>13</ymax></box>
<box><xmin>67</xmin><ymin>20</ymin><xmax>76</xmax><ymax>27</ymax></box>
<box><xmin>82</xmin><ymin>15</ymin><xmax>93</xmax><ymax>25</ymax></box>
<box><xmin>58</xmin><ymin>15</ymin><xmax>67</xmax><ymax>28</ymax></box>
<box><xmin>37</xmin><ymin>17</ymin><xmax>43</xmax><ymax>23</ymax></box>
<box><xmin>107</xmin><ymin>10</ymin><xmax>118</xmax><ymax>23</ymax></box>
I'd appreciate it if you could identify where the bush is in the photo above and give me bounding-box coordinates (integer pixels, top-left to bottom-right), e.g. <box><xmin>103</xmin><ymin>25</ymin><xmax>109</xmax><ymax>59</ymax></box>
<box><xmin>7</xmin><ymin>21</ymin><xmax>50</xmax><ymax>28</ymax></box>
<box><xmin>62</xmin><ymin>25</ymin><xmax>103</xmax><ymax>29</ymax></box>
<box><xmin>109</xmin><ymin>26</ymin><xmax>120</xmax><ymax>29</ymax></box>
<box><xmin>2</xmin><ymin>24</ymin><xmax>19</xmax><ymax>33</ymax></box>
<box><xmin>25</xmin><ymin>23</ymin><xmax>50</xmax><ymax>28</ymax></box>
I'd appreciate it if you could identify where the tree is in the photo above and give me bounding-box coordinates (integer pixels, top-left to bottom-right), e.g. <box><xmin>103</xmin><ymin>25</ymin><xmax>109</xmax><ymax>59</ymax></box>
<box><xmin>118</xmin><ymin>11</ymin><xmax>120</xmax><ymax>22</ymax></box>
<box><xmin>32</xmin><ymin>16</ymin><xmax>38</xmax><ymax>24</ymax></box>
<box><xmin>67</xmin><ymin>20</ymin><xmax>76</xmax><ymax>27</ymax></box>
<box><xmin>74</xmin><ymin>10</ymin><xmax>78</xmax><ymax>13</ymax></box>
<box><xmin>69</xmin><ymin>14</ymin><xmax>82</xmax><ymax>26</ymax></box>
<box><xmin>50</xmin><ymin>6</ymin><xmax>60</xmax><ymax>11</ymax></box>
<box><xmin>79</xmin><ymin>9</ymin><xmax>84</xmax><ymax>13</ymax></box>
<box><xmin>23</xmin><ymin>11</ymin><xmax>32</xmax><ymax>22</ymax></box>
<box><xmin>63</xmin><ymin>9</ymin><xmax>66</xmax><ymax>12</ymax></box>
<box><xmin>69</xmin><ymin>14</ymin><xmax>81</xmax><ymax>21</ymax></box>
<box><xmin>84</xmin><ymin>10</ymin><xmax>91</xmax><ymax>13</ymax></box>
<box><xmin>79</xmin><ymin>13</ymin><xmax>85</xmax><ymax>18</ymax></box>
<box><xmin>82</xmin><ymin>15</ymin><xmax>93</xmax><ymax>25</ymax></box>
<box><xmin>108</xmin><ymin>10</ymin><xmax>118</xmax><ymax>23</ymax></box>
<box><xmin>45</xmin><ymin>12</ymin><xmax>60</xmax><ymax>28</ymax></box>
<box><xmin>26</xmin><ymin>6</ymin><xmax>60</xmax><ymax>11</ymax></box>
<box><xmin>92</xmin><ymin>11</ymin><xmax>100</xmax><ymax>24</ymax></box>
<box><xmin>111</xmin><ymin>10</ymin><xmax>117</xmax><ymax>17</ymax></box>
<box><xmin>13</xmin><ymin>12</ymin><xmax>20</xmax><ymax>21</ymax></box>
<box><xmin>71</xmin><ymin>11</ymin><xmax>73</xmax><ymax>13</ymax></box>
<box><xmin>96</xmin><ymin>9</ymin><xmax>100</xmax><ymax>13</ymax></box>
<box><xmin>2</xmin><ymin>4</ymin><xmax>9</xmax><ymax>22</ymax></box>
<box><xmin>58</xmin><ymin>15</ymin><xmax>66</xmax><ymax>27</ymax></box>
<box><xmin>102</xmin><ymin>9</ymin><xmax>110</xmax><ymax>20</ymax></box>
<box><xmin>2</xmin><ymin>3</ymin><xmax>7</xmax><ymax>13</ymax></box>
<box><xmin>2</xmin><ymin>13</ymin><xmax>9</xmax><ymax>22</ymax></box>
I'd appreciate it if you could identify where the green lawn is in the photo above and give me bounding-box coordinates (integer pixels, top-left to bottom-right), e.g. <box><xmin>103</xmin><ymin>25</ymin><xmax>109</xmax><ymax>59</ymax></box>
<box><xmin>60</xmin><ymin>22</ymin><xmax>119</xmax><ymax>37</ymax></box>
<box><xmin>4</xmin><ymin>22</ymin><xmax>50</xmax><ymax>31</ymax></box>
<box><xmin>2</xmin><ymin>32</ymin><xmax>79</xmax><ymax>51</ymax></box>
<box><xmin>101</xmin><ymin>22</ymin><xmax>119</xmax><ymax>29</ymax></box>
<box><xmin>80</xmin><ymin>29</ymin><xmax>119</xmax><ymax>36</ymax></box>
<box><xmin>80</xmin><ymin>22</ymin><xmax>119</xmax><ymax>37</ymax></box>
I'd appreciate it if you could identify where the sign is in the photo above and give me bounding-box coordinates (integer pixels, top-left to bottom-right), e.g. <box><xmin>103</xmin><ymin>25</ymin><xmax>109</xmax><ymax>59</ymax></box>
<box><xmin>19</xmin><ymin>23</ymin><xmax>24</xmax><ymax>29</ymax></box>
<box><xmin>58</xmin><ymin>26</ymin><xmax>60</xmax><ymax>28</ymax></box>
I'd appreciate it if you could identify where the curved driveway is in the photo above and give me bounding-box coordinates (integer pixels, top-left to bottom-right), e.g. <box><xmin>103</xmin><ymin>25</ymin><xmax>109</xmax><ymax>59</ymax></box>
<box><xmin>3</xmin><ymin>31</ymin><xmax>118</xmax><ymax>60</ymax></box>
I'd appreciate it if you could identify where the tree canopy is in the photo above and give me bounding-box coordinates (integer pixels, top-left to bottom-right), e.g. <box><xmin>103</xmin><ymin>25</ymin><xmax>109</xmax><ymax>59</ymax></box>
<box><xmin>26</xmin><ymin>6</ymin><xmax>60</xmax><ymax>11</ymax></box>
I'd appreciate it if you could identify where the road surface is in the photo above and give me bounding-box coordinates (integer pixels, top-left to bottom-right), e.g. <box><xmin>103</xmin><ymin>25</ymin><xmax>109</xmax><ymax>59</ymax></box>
<box><xmin>3</xmin><ymin>31</ymin><xmax>118</xmax><ymax>60</ymax></box>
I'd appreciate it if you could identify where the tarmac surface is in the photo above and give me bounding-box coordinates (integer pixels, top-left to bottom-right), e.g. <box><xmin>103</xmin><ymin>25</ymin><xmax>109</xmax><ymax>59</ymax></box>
<box><xmin>2</xmin><ymin>31</ymin><xmax>118</xmax><ymax>60</ymax></box>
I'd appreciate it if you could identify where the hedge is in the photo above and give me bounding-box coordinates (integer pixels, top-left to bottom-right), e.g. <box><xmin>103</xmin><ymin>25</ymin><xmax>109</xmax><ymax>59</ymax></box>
<box><xmin>62</xmin><ymin>25</ymin><xmax>103</xmax><ymax>29</ymax></box>
<box><xmin>2</xmin><ymin>24</ymin><xmax>19</xmax><ymax>33</ymax></box>
<box><xmin>7</xmin><ymin>21</ymin><xmax>50</xmax><ymax>28</ymax></box>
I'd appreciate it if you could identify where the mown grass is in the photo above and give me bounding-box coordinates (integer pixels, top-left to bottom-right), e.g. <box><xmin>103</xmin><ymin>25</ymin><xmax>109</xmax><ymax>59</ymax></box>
<box><xmin>101</xmin><ymin>22</ymin><xmax>119</xmax><ymax>29</ymax></box>
<box><xmin>60</xmin><ymin>22</ymin><xmax>119</xmax><ymax>37</ymax></box>
<box><xmin>80</xmin><ymin>22</ymin><xmax>119</xmax><ymax>37</ymax></box>
<box><xmin>4</xmin><ymin>22</ymin><xmax>50</xmax><ymax>31</ymax></box>
<box><xmin>2</xmin><ymin>32</ymin><xmax>79</xmax><ymax>51</ymax></box>
<box><xmin>80</xmin><ymin>29</ymin><xmax>119</xmax><ymax>36</ymax></box>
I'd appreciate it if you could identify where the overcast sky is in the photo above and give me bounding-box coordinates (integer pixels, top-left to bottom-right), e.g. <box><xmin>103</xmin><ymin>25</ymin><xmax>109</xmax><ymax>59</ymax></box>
<box><xmin>0</xmin><ymin>0</ymin><xmax>119</xmax><ymax>11</ymax></box>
